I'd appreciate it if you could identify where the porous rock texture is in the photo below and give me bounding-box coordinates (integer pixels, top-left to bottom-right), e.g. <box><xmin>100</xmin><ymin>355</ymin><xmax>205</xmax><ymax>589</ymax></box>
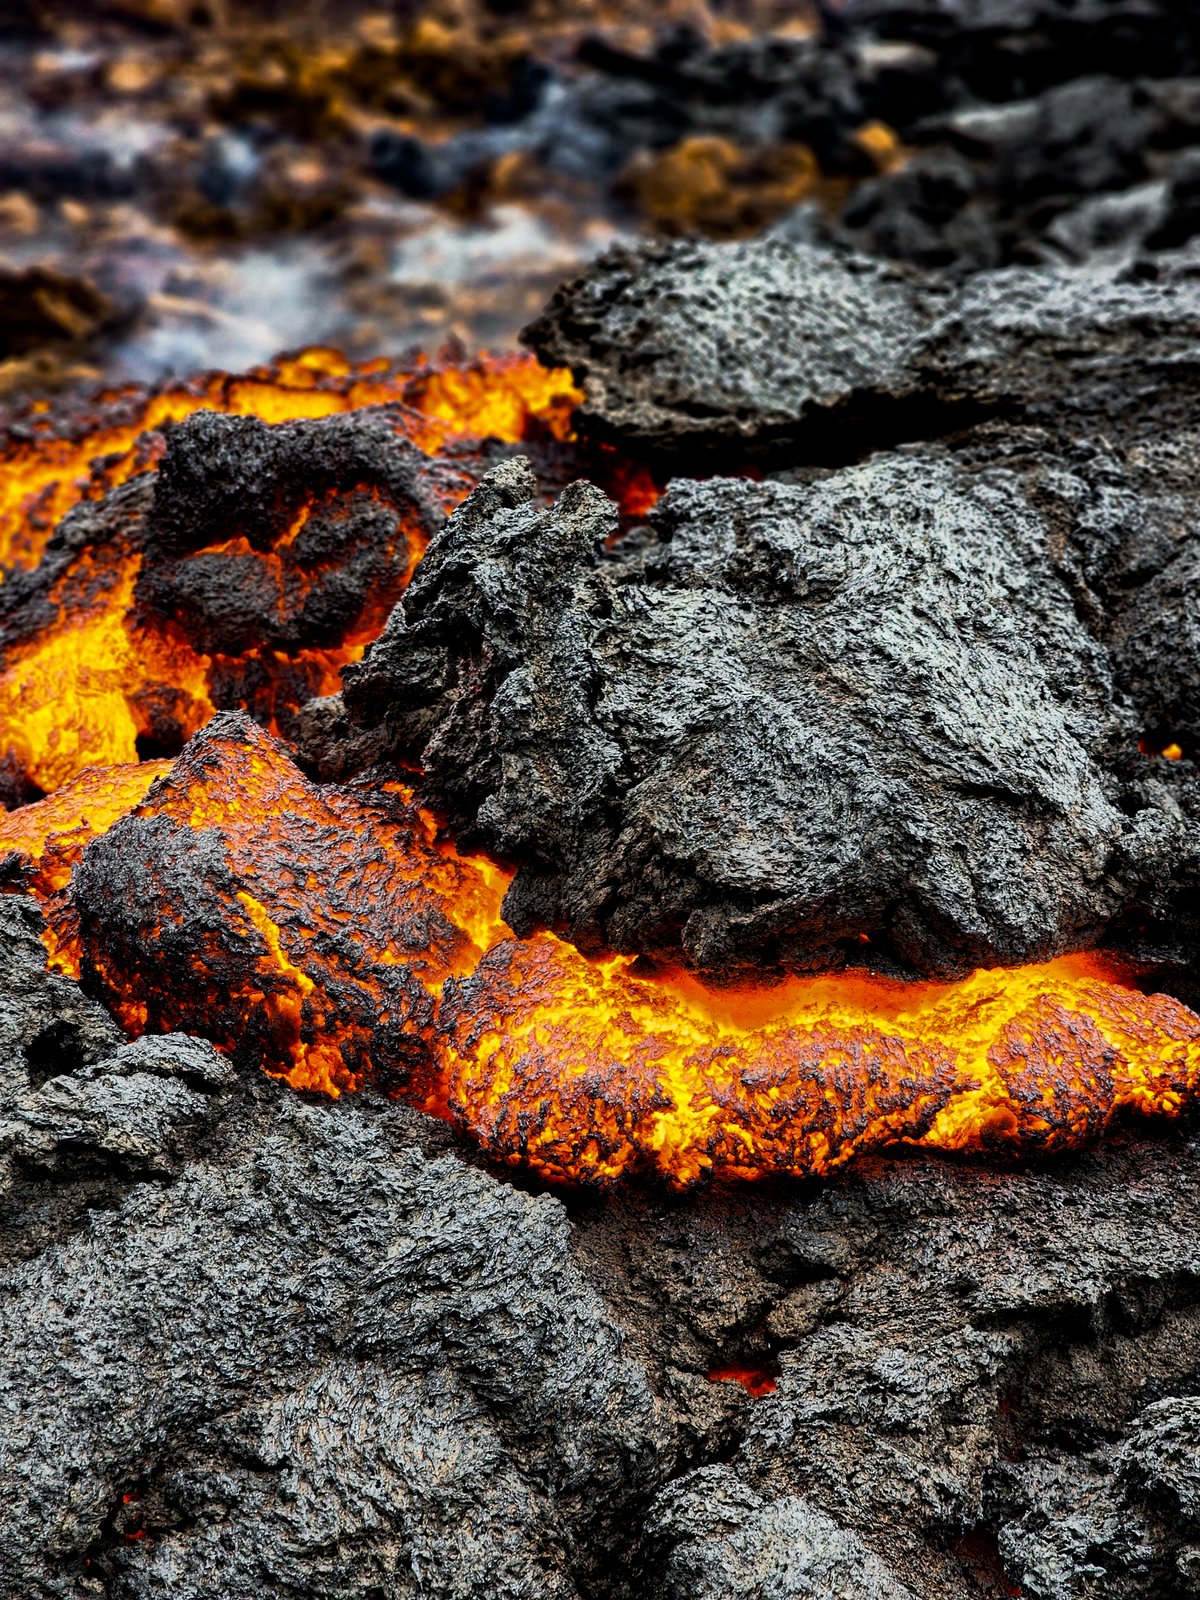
<box><xmin>336</xmin><ymin>452</ymin><xmax>1171</xmax><ymax>980</ymax></box>
<box><xmin>5</xmin><ymin>898</ymin><xmax>1200</xmax><ymax>1599</ymax></box>
<box><xmin>305</xmin><ymin>241</ymin><xmax>1200</xmax><ymax>983</ymax></box>
<box><xmin>521</xmin><ymin>238</ymin><xmax>944</xmax><ymax>456</ymax></box>
<box><xmin>521</xmin><ymin>236</ymin><xmax>1200</xmax><ymax>458</ymax></box>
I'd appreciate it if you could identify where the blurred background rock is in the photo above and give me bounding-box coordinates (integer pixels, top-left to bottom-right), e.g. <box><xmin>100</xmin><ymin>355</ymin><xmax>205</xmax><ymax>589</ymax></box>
<box><xmin>5</xmin><ymin>0</ymin><xmax>1200</xmax><ymax>401</ymax></box>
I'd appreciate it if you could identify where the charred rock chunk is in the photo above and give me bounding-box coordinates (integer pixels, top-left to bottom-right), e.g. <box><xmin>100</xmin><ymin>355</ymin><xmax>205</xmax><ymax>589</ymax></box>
<box><xmin>521</xmin><ymin>238</ymin><xmax>942</xmax><ymax>458</ymax></box>
<box><xmin>0</xmin><ymin>398</ymin><xmax>497</xmax><ymax>798</ymax></box>
<box><xmin>0</xmin><ymin>895</ymin><xmax>233</xmax><ymax>1248</ymax></box>
<box><xmin>338</xmin><ymin>454</ymin><xmax>1174</xmax><ymax>979</ymax></box>
<box><xmin>137</xmin><ymin>407</ymin><xmax>461</xmax><ymax>656</ymax></box>
<box><xmin>71</xmin><ymin>712</ymin><xmax>503</xmax><ymax>1094</ymax></box>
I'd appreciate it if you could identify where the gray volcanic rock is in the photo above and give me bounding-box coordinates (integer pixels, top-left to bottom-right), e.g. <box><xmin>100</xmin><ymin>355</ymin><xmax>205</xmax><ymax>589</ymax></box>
<box><xmin>0</xmin><ymin>894</ymin><xmax>120</xmax><ymax>1076</ymax></box>
<box><xmin>521</xmin><ymin>238</ymin><xmax>943</xmax><ymax>456</ymax></box>
<box><xmin>0</xmin><ymin>908</ymin><xmax>669</xmax><ymax>1600</ymax></box>
<box><xmin>911</xmin><ymin>255</ymin><xmax>1200</xmax><ymax>438</ymax></box>
<box><xmin>1109</xmin><ymin>540</ymin><xmax>1200</xmax><ymax>752</ymax></box>
<box><xmin>4</xmin><ymin>914</ymin><xmax>1200</xmax><ymax>1598</ymax></box>
<box><xmin>335</xmin><ymin>453</ymin><xmax>1176</xmax><ymax>978</ymax></box>
<box><xmin>522</xmin><ymin>238</ymin><xmax>1200</xmax><ymax>460</ymax></box>
<box><xmin>645</xmin><ymin>1472</ymin><xmax>921</xmax><ymax>1600</ymax></box>
<box><xmin>621</xmin><ymin>1130</ymin><xmax>1200</xmax><ymax>1600</ymax></box>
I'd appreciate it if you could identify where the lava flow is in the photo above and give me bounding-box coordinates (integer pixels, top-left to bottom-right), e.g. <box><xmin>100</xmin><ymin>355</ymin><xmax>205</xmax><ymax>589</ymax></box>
<box><xmin>5</xmin><ymin>715</ymin><xmax>1192</xmax><ymax>1190</ymax></box>
<box><xmin>0</xmin><ymin>348</ymin><xmax>584</xmax><ymax>801</ymax></box>
<box><xmin>2</xmin><ymin>350</ymin><xmax>1200</xmax><ymax>1188</ymax></box>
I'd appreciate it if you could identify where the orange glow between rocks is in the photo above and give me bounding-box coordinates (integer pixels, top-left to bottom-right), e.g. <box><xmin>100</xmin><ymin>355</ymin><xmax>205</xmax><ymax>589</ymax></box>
<box><xmin>0</xmin><ymin>349</ymin><xmax>582</xmax><ymax>796</ymax></box>
<box><xmin>708</xmin><ymin>1365</ymin><xmax>778</xmax><ymax>1398</ymax></box>
<box><xmin>2</xmin><ymin>350</ymin><xmax>1200</xmax><ymax>1189</ymax></box>
<box><xmin>0</xmin><ymin>760</ymin><xmax>170</xmax><ymax>974</ymax></box>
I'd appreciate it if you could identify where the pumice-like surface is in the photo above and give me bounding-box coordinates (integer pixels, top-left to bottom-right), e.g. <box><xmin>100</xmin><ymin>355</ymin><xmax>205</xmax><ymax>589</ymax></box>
<box><xmin>333</xmin><ymin>451</ymin><xmax>1190</xmax><ymax>980</ymax></box>
<box><xmin>522</xmin><ymin>238</ymin><xmax>1200</xmax><ymax>459</ymax></box>
<box><xmin>522</xmin><ymin>239</ymin><xmax>945</xmax><ymax>457</ymax></box>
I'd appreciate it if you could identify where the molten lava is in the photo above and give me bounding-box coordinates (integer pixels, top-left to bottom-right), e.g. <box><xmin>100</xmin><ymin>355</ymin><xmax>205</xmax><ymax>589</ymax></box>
<box><xmin>41</xmin><ymin>717</ymin><xmax>1200</xmax><ymax>1189</ymax></box>
<box><xmin>708</xmin><ymin>1364</ymin><xmax>779</xmax><ymax>1398</ymax></box>
<box><xmin>0</xmin><ymin>349</ymin><xmax>581</xmax><ymax>798</ymax></box>
<box><xmin>3</xmin><ymin>347</ymin><xmax>1200</xmax><ymax>1189</ymax></box>
<box><xmin>437</xmin><ymin>927</ymin><xmax>1200</xmax><ymax>1186</ymax></box>
<box><xmin>0</xmin><ymin>760</ymin><xmax>169</xmax><ymax>975</ymax></box>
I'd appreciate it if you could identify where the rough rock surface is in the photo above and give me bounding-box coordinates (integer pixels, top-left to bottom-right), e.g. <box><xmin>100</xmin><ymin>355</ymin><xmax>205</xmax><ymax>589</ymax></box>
<box><xmin>522</xmin><ymin>238</ymin><xmax>944</xmax><ymax>458</ymax></box>
<box><xmin>332</xmin><ymin>452</ymin><xmax>1190</xmax><ymax>979</ymax></box>
<box><xmin>296</xmin><ymin>240</ymin><xmax>1192</xmax><ymax>979</ymax></box>
<box><xmin>135</xmin><ymin>407</ymin><xmax>464</xmax><ymax>657</ymax></box>
<box><xmin>522</xmin><ymin>237</ymin><xmax>1200</xmax><ymax>459</ymax></box>
<box><xmin>5</xmin><ymin>907</ymin><xmax>1200</xmax><ymax>1599</ymax></box>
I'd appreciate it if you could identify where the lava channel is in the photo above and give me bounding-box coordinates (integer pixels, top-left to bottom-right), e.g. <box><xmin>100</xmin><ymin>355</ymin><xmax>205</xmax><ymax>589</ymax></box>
<box><xmin>2</xmin><ymin>716</ymin><xmax>1191</xmax><ymax>1190</ymax></box>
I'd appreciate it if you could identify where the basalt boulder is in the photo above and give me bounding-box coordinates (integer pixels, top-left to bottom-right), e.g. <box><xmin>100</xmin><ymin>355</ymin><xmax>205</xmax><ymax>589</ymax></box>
<box><xmin>332</xmin><ymin>453</ymin><xmax>1186</xmax><ymax>979</ymax></box>
<box><xmin>521</xmin><ymin>238</ymin><xmax>944</xmax><ymax>460</ymax></box>
<box><xmin>522</xmin><ymin>238</ymin><xmax>1200</xmax><ymax>459</ymax></box>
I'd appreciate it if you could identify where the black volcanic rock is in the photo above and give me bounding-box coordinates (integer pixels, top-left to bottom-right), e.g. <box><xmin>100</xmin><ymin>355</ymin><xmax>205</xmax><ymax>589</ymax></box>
<box><xmin>333</xmin><ymin>453</ymin><xmax>1187</xmax><ymax>979</ymax></box>
<box><xmin>523</xmin><ymin>238</ymin><xmax>1200</xmax><ymax>459</ymax></box>
<box><xmin>5</xmin><ymin>911</ymin><xmax>1200</xmax><ymax>1599</ymax></box>
<box><xmin>522</xmin><ymin>238</ymin><xmax>944</xmax><ymax>458</ymax></box>
<box><xmin>137</xmin><ymin>407</ymin><xmax>462</xmax><ymax>656</ymax></box>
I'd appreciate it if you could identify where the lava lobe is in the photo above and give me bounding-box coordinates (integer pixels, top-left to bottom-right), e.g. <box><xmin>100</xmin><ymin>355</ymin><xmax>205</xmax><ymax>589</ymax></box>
<box><xmin>71</xmin><ymin>713</ymin><xmax>507</xmax><ymax>1097</ymax></box>
<box><xmin>57</xmin><ymin>713</ymin><xmax>1200</xmax><ymax>1189</ymax></box>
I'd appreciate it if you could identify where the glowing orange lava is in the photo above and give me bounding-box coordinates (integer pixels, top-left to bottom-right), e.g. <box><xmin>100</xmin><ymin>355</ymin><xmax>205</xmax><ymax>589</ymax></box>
<box><xmin>34</xmin><ymin>719</ymin><xmax>1199</xmax><ymax>1189</ymax></box>
<box><xmin>71</xmin><ymin>716</ymin><xmax>509</xmax><ymax>1097</ymax></box>
<box><xmin>3</xmin><ymin>349</ymin><xmax>1200</xmax><ymax>1189</ymax></box>
<box><xmin>436</xmin><ymin>930</ymin><xmax>1200</xmax><ymax>1186</ymax></box>
<box><xmin>708</xmin><ymin>1365</ymin><xmax>778</xmax><ymax>1398</ymax></box>
<box><xmin>0</xmin><ymin>349</ymin><xmax>582</xmax><ymax>797</ymax></box>
<box><xmin>0</xmin><ymin>760</ymin><xmax>170</xmax><ymax>974</ymax></box>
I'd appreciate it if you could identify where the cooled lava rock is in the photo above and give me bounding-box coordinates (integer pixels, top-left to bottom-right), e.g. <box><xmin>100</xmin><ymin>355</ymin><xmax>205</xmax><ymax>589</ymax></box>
<box><xmin>5</xmin><ymin>900</ymin><xmax>1200</xmax><ymax>1598</ymax></box>
<box><xmin>521</xmin><ymin>237</ymin><xmax>1200</xmax><ymax>459</ymax></box>
<box><xmin>522</xmin><ymin>239</ymin><xmax>945</xmax><ymax>459</ymax></box>
<box><xmin>328</xmin><ymin>451</ymin><xmax>1187</xmax><ymax>980</ymax></box>
<box><xmin>298</xmin><ymin>240</ymin><xmax>1200</xmax><ymax>983</ymax></box>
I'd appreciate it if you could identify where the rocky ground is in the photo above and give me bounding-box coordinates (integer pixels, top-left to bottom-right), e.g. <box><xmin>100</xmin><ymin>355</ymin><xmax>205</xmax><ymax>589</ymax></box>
<box><xmin>7</xmin><ymin>5</ymin><xmax>1200</xmax><ymax>1598</ymax></box>
<box><xmin>5</xmin><ymin>891</ymin><xmax>1200</xmax><ymax>1600</ymax></box>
